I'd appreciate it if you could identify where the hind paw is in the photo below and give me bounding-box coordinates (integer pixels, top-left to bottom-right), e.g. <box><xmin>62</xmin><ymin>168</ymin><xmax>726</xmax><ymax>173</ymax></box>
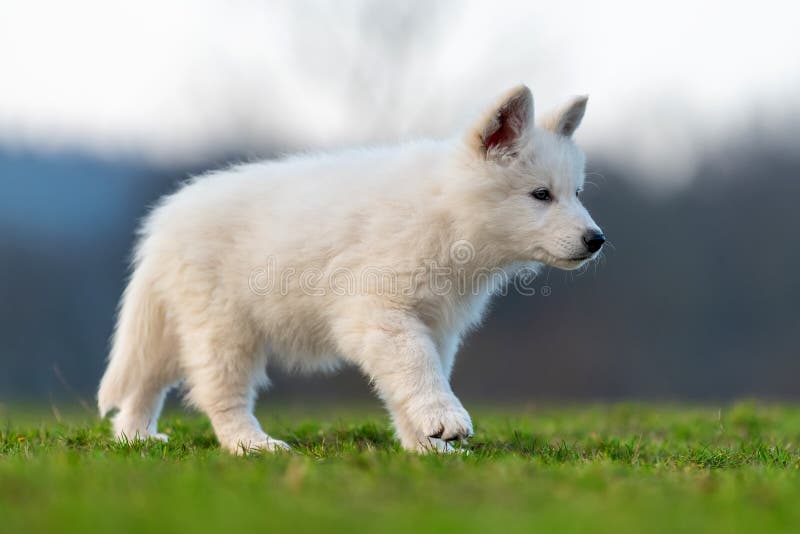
<box><xmin>114</xmin><ymin>431</ymin><xmax>169</xmax><ymax>444</ymax></box>
<box><xmin>223</xmin><ymin>434</ymin><xmax>291</xmax><ymax>455</ymax></box>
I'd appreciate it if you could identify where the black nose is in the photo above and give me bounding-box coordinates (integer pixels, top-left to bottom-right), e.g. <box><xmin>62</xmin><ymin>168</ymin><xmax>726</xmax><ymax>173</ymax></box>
<box><xmin>583</xmin><ymin>231</ymin><xmax>606</xmax><ymax>253</ymax></box>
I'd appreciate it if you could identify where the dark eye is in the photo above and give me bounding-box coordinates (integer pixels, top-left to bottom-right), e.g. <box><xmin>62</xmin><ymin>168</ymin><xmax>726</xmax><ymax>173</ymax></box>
<box><xmin>576</xmin><ymin>189</ymin><xmax>582</xmax><ymax>198</ymax></box>
<box><xmin>531</xmin><ymin>188</ymin><xmax>551</xmax><ymax>202</ymax></box>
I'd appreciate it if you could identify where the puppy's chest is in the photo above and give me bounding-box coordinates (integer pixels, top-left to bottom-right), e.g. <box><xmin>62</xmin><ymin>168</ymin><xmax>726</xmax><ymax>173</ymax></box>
<box><xmin>419</xmin><ymin>289</ymin><xmax>494</xmax><ymax>342</ymax></box>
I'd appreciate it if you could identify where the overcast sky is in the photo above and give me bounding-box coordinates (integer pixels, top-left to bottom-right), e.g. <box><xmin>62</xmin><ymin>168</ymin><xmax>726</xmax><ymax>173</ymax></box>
<box><xmin>1</xmin><ymin>0</ymin><xmax>798</xmax><ymax>188</ymax></box>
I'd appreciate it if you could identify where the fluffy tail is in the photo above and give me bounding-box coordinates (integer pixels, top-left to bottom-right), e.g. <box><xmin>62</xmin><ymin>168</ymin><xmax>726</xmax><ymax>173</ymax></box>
<box><xmin>98</xmin><ymin>265</ymin><xmax>166</xmax><ymax>417</ymax></box>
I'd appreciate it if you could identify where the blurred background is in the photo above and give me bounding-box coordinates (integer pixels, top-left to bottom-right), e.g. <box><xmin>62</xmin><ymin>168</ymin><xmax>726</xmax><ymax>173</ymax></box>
<box><xmin>1</xmin><ymin>0</ymin><xmax>799</xmax><ymax>406</ymax></box>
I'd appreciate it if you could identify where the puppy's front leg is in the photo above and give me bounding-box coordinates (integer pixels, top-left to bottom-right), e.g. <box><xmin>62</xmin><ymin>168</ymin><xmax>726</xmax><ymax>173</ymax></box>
<box><xmin>340</xmin><ymin>314</ymin><xmax>473</xmax><ymax>452</ymax></box>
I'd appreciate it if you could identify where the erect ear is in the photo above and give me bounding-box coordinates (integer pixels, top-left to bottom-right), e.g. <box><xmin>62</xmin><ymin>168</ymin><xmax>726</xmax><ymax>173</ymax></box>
<box><xmin>540</xmin><ymin>95</ymin><xmax>588</xmax><ymax>138</ymax></box>
<box><xmin>466</xmin><ymin>85</ymin><xmax>533</xmax><ymax>159</ymax></box>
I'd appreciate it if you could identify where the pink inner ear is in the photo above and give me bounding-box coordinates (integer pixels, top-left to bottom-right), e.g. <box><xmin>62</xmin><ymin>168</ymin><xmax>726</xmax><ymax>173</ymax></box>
<box><xmin>484</xmin><ymin>99</ymin><xmax>527</xmax><ymax>153</ymax></box>
<box><xmin>485</xmin><ymin>113</ymin><xmax>518</xmax><ymax>151</ymax></box>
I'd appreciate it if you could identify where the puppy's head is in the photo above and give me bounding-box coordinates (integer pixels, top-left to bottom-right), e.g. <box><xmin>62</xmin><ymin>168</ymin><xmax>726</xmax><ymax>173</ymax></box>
<box><xmin>460</xmin><ymin>85</ymin><xmax>604</xmax><ymax>270</ymax></box>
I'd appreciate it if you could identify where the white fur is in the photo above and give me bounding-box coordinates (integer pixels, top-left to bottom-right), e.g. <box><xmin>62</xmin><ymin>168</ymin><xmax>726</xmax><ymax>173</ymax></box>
<box><xmin>97</xmin><ymin>85</ymin><xmax>603</xmax><ymax>453</ymax></box>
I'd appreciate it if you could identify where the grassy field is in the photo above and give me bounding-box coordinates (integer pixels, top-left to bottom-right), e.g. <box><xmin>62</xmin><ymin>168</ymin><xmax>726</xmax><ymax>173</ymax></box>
<box><xmin>2</xmin><ymin>402</ymin><xmax>800</xmax><ymax>533</ymax></box>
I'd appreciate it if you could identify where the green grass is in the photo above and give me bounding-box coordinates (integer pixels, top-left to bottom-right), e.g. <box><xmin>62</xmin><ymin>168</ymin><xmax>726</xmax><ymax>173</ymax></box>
<box><xmin>3</xmin><ymin>402</ymin><xmax>800</xmax><ymax>533</ymax></box>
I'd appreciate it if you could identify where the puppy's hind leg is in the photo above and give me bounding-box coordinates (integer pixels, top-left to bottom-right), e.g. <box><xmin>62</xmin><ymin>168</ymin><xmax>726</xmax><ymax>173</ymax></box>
<box><xmin>112</xmin><ymin>377</ymin><xmax>176</xmax><ymax>443</ymax></box>
<box><xmin>105</xmin><ymin>326</ymin><xmax>180</xmax><ymax>441</ymax></box>
<box><xmin>110</xmin><ymin>331</ymin><xmax>181</xmax><ymax>443</ymax></box>
<box><xmin>100</xmin><ymin>265</ymin><xmax>180</xmax><ymax>442</ymax></box>
<box><xmin>181</xmin><ymin>327</ymin><xmax>289</xmax><ymax>454</ymax></box>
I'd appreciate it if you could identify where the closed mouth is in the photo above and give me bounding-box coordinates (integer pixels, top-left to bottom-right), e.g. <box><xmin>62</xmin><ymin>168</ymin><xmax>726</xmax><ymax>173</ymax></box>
<box><xmin>565</xmin><ymin>254</ymin><xmax>593</xmax><ymax>262</ymax></box>
<box><xmin>542</xmin><ymin>251</ymin><xmax>594</xmax><ymax>265</ymax></box>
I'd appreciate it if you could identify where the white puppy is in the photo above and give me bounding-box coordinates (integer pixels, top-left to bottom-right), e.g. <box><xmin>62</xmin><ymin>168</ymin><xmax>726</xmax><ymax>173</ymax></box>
<box><xmin>98</xmin><ymin>85</ymin><xmax>604</xmax><ymax>453</ymax></box>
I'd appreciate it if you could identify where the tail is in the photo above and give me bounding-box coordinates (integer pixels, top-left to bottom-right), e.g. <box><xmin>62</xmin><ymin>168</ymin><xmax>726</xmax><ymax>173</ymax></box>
<box><xmin>98</xmin><ymin>264</ymin><xmax>166</xmax><ymax>417</ymax></box>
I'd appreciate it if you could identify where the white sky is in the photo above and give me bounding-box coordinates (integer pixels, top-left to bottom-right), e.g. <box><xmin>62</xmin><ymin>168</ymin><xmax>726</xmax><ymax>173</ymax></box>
<box><xmin>1</xmin><ymin>0</ymin><xmax>798</xmax><ymax>188</ymax></box>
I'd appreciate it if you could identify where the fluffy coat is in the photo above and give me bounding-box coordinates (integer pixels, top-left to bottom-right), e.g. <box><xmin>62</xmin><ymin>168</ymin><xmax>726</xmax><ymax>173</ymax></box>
<box><xmin>98</xmin><ymin>85</ymin><xmax>604</xmax><ymax>453</ymax></box>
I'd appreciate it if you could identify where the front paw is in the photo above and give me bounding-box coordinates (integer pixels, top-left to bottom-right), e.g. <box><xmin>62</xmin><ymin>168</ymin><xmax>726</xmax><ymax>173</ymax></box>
<box><xmin>416</xmin><ymin>437</ymin><xmax>471</xmax><ymax>454</ymax></box>
<box><xmin>412</xmin><ymin>397</ymin><xmax>473</xmax><ymax>442</ymax></box>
